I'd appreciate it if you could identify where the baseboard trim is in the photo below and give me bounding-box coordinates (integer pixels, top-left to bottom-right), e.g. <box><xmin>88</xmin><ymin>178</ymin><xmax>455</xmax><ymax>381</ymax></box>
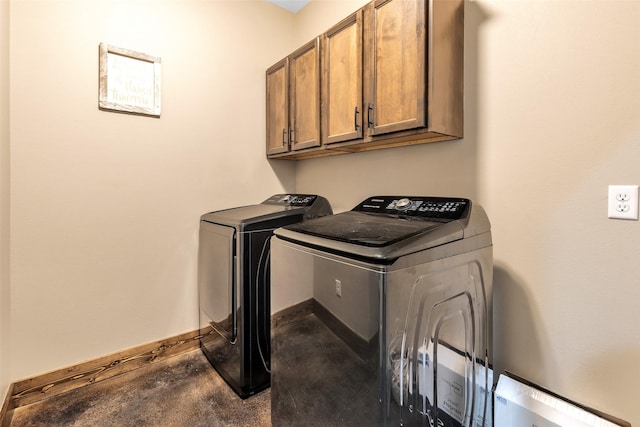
<box><xmin>271</xmin><ymin>298</ymin><xmax>314</xmax><ymax>330</ymax></box>
<box><xmin>0</xmin><ymin>383</ymin><xmax>15</xmax><ymax>427</ymax></box>
<box><xmin>2</xmin><ymin>329</ymin><xmax>201</xmax><ymax>414</ymax></box>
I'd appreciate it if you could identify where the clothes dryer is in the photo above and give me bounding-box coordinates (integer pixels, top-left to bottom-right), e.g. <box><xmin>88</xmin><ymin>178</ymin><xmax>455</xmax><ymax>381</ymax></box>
<box><xmin>198</xmin><ymin>194</ymin><xmax>332</xmax><ymax>398</ymax></box>
<box><xmin>270</xmin><ymin>196</ymin><xmax>492</xmax><ymax>426</ymax></box>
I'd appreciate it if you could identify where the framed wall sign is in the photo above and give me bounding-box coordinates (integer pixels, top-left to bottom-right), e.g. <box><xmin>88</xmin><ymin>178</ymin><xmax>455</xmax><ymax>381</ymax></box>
<box><xmin>98</xmin><ymin>43</ymin><xmax>162</xmax><ymax>117</ymax></box>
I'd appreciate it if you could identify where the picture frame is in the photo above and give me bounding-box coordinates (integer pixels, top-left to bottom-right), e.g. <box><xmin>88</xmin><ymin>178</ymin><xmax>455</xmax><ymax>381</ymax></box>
<box><xmin>98</xmin><ymin>43</ymin><xmax>162</xmax><ymax>117</ymax></box>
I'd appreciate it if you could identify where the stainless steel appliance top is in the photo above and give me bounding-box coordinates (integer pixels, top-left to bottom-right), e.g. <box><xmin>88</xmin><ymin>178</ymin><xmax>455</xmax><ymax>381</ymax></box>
<box><xmin>200</xmin><ymin>194</ymin><xmax>332</xmax><ymax>229</ymax></box>
<box><xmin>274</xmin><ymin>196</ymin><xmax>491</xmax><ymax>262</ymax></box>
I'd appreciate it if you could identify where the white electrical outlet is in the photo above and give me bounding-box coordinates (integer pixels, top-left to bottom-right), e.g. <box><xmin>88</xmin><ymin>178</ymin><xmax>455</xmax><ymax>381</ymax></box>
<box><xmin>335</xmin><ymin>279</ymin><xmax>342</xmax><ymax>297</ymax></box>
<box><xmin>608</xmin><ymin>185</ymin><xmax>639</xmax><ymax>220</ymax></box>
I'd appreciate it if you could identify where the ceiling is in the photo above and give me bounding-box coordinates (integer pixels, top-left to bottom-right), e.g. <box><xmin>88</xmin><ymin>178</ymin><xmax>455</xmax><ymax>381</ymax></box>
<box><xmin>266</xmin><ymin>0</ymin><xmax>311</xmax><ymax>13</ymax></box>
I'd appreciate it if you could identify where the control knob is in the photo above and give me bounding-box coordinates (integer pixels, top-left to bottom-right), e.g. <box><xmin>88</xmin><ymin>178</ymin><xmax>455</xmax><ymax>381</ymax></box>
<box><xmin>395</xmin><ymin>198</ymin><xmax>412</xmax><ymax>210</ymax></box>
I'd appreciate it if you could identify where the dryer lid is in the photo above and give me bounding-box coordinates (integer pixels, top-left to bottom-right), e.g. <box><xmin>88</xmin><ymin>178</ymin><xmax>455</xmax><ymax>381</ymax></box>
<box><xmin>200</xmin><ymin>194</ymin><xmax>332</xmax><ymax>228</ymax></box>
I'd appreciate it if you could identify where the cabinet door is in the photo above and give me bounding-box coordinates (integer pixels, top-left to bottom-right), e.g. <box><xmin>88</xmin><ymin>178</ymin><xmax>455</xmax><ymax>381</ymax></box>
<box><xmin>290</xmin><ymin>38</ymin><xmax>321</xmax><ymax>151</ymax></box>
<box><xmin>364</xmin><ymin>0</ymin><xmax>426</xmax><ymax>137</ymax></box>
<box><xmin>322</xmin><ymin>11</ymin><xmax>363</xmax><ymax>145</ymax></box>
<box><xmin>266</xmin><ymin>58</ymin><xmax>289</xmax><ymax>156</ymax></box>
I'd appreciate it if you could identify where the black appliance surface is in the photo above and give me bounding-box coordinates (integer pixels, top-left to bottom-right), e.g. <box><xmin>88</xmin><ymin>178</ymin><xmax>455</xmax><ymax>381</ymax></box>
<box><xmin>198</xmin><ymin>194</ymin><xmax>331</xmax><ymax>398</ymax></box>
<box><xmin>276</xmin><ymin>196</ymin><xmax>477</xmax><ymax>262</ymax></box>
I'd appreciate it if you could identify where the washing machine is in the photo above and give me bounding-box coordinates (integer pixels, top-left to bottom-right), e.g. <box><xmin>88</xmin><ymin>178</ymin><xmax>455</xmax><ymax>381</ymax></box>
<box><xmin>270</xmin><ymin>196</ymin><xmax>493</xmax><ymax>426</ymax></box>
<box><xmin>198</xmin><ymin>194</ymin><xmax>332</xmax><ymax>398</ymax></box>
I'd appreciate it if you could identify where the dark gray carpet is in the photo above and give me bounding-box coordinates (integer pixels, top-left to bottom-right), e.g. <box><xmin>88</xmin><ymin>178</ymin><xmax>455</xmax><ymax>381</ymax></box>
<box><xmin>9</xmin><ymin>349</ymin><xmax>270</xmax><ymax>427</ymax></box>
<box><xmin>271</xmin><ymin>313</ymin><xmax>379</xmax><ymax>426</ymax></box>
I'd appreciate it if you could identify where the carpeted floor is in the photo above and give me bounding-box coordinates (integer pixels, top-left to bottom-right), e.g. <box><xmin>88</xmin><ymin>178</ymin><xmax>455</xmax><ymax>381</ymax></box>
<box><xmin>8</xmin><ymin>349</ymin><xmax>270</xmax><ymax>427</ymax></box>
<box><xmin>7</xmin><ymin>312</ymin><xmax>381</xmax><ymax>427</ymax></box>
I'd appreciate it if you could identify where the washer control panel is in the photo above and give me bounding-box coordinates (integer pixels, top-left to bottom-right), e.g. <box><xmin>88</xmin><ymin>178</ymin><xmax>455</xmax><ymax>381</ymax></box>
<box><xmin>354</xmin><ymin>196</ymin><xmax>470</xmax><ymax>221</ymax></box>
<box><xmin>263</xmin><ymin>194</ymin><xmax>318</xmax><ymax>207</ymax></box>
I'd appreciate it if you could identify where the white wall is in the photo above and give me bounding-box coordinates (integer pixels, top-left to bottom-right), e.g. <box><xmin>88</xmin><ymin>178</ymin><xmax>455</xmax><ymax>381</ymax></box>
<box><xmin>1</xmin><ymin>0</ymin><xmax>10</xmax><ymax>404</ymax></box>
<box><xmin>294</xmin><ymin>0</ymin><xmax>640</xmax><ymax>424</ymax></box>
<box><xmin>6</xmin><ymin>0</ymin><xmax>296</xmax><ymax>382</ymax></box>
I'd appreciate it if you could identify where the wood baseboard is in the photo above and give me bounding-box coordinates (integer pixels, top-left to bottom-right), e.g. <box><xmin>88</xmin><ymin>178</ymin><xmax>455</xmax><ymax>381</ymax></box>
<box><xmin>0</xmin><ymin>383</ymin><xmax>15</xmax><ymax>427</ymax></box>
<box><xmin>1</xmin><ymin>328</ymin><xmax>201</xmax><ymax>419</ymax></box>
<box><xmin>271</xmin><ymin>298</ymin><xmax>313</xmax><ymax>330</ymax></box>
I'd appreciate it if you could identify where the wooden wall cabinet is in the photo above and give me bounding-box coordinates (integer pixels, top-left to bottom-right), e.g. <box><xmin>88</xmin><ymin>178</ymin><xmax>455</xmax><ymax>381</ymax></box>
<box><xmin>267</xmin><ymin>0</ymin><xmax>463</xmax><ymax>159</ymax></box>
<box><xmin>365</xmin><ymin>0</ymin><xmax>427</xmax><ymax>137</ymax></box>
<box><xmin>266</xmin><ymin>58</ymin><xmax>289</xmax><ymax>156</ymax></box>
<box><xmin>321</xmin><ymin>11</ymin><xmax>364</xmax><ymax>146</ymax></box>
<box><xmin>266</xmin><ymin>38</ymin><xmax>321</xmax><ymax>156</ymax></box>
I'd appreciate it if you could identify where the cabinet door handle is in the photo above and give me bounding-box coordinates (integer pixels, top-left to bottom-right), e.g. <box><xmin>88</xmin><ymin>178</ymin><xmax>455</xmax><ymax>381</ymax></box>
<box><xmin>289</xmin><ymin>128</ymin><xmax>294</xmax><ymax>144</ymax></box>
<box><xmin>354</xmin><ymin>106</ymin><xmax>360</xmax><ymax>131</ymax></box>
<box><xmin>282</xmin><ymin>128</ymin><xmax>287</xmax><ymax>145</ymax></box>
<box><xmin>367</xmin><ymin>103</ymin><xmax>374</xmax><ymax>128</ymax></box>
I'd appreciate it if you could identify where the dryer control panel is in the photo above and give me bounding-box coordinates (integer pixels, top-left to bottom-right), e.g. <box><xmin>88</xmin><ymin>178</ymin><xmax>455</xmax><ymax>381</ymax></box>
<box><xmin>263</xmin><ymin>194</ymin><xmax>318</xmax><ymax>206</ymax></box>
<box><xmin>354</xmin><ymin>196</ymin><xmax>470</xmax><ymax>221</ymax></box>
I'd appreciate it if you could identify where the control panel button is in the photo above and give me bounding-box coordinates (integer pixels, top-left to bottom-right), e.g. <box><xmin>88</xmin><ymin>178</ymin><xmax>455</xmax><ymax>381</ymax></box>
<box><xmin>394</xmin><ymin>198</ymin><xmax>412</xmax><ymax>210</ymax></box>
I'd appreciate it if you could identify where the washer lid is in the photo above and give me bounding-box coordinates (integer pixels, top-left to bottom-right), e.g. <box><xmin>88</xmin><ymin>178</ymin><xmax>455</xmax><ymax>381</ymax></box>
<box><xmin>281</xmin><ymin>211</ymin><xmax>443</xmax><ymax>247</ymax></box>
<box><xmin>281</xmin><ymin>196</ymin><xmax>470</xmax><ymax>247</ymax></box>
<box><xmin>275</xmin><ymin>196</ymin><xmax>487</xmax><ymax>261</ymax></box>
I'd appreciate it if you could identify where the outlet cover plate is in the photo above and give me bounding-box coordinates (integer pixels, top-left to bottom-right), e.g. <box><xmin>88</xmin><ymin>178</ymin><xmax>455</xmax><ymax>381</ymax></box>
<box><xmin>608</xmin><ymin>185</ymin><xmax>639</xmax><ymax>220</ymax></box>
